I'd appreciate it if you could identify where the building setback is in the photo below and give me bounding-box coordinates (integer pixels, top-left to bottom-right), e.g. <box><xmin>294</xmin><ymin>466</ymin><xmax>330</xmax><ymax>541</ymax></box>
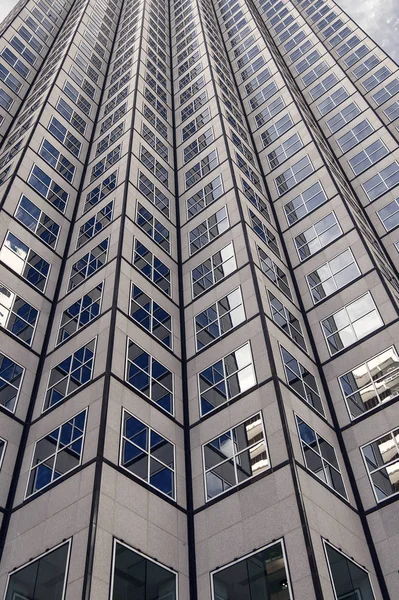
<box><xmin>0</xmin><ymin>0</ymin><xmax>398</xmax><ymax>597</ymax></box>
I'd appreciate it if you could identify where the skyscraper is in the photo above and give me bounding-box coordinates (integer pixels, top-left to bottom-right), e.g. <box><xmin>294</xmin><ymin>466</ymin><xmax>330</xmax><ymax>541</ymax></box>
<box><xmin>0</xmin><ymin>0</ymin><xmax>398</xmax><ymax>597</ymax></box>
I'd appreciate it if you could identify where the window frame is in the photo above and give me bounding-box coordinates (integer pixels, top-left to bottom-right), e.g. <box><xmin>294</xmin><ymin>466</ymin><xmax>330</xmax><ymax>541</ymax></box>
<box><xmin>202</xmin><ymin>411</ymin><xmax>270</xmax><ymax>501</ymax></box>
<box><xmin>198</xmin><ymin>341</ymin><xmax>257</xmax><ymax>416</ymax></box>
<box><xmin>360</xmin><ymin>426</ymin><xmax>399</xmax><ymax>503</ymax></box>
<box><xmin>210</xmin><ymin>538</ymin><xmax>293</xmax><ymax>600</ymax></box>
<box><xmin>119</xmin><ymin>408</ymin><xmax>176</xmax><ymax>499</ymax></box>
<box><xmin>43</xmin><ymin>339</ymin><xmax>96</xmax><ymax>412</ymax></box>
<box><xmin>4</xmin><ymin>540</ymin><xmax>72</xmax><ymax>600</ymax></box>
<box><xmin>26</xmin><ymin>410</ymin><xmax>87</xmax><ymax>498</ymax></box>
<box><xmin>56</xmin><ymin>282</ymin><xmax>103</xmax><ymax>346</ymax></box>
<box><xmin>323</xmin><ymin>540</ymin><xmax>376</xmax><ymax>600</ymax></box>
<box><xmin>306</xmin><ymin>248</ymin><xmax>361</xmax><ymax>304</ymax></box>
<box><xmin>321</xmin><ymin>292</ymin><xmax>383</xmax><ymax>356</ymax></box>
<box><xmin>194</xmin><ymin>286</ymin><xmax>245</xmax><ymax>351</ymax></box>
<box><xmin>0</xmin><ymin>282</ymin><xmax>39</xmax><ymax>346</ymax></box>
<box><xmin>296</xmin><ymin>414</ymin><xmax>347</xmax><ymax>499</ymax></box>
<box><xmin>338</xmin><ymin>346</ymin><xmax>399</xmax><ymax>421</ymax></box>
<box><xmin>110</xmin><ymin>540</ymin><xmax>178</xmax><ymax>599</ymax></box>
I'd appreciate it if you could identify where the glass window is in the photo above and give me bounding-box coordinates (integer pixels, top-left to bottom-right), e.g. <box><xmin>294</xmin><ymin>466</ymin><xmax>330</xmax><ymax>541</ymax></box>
<box><xmin>0</xmin><ymin>351</ymin><xmax>24</xmax><ymax>412</ymax></box>
<box><xmin>352</xmin><ymin>54</ymin><xmax>380</xmax><ymax>79</ymax></box>
<box><xmin>281</xmin><ymin>346</ymin><xmax>324</xmax><ymax>414</ymax></box>
<box><xmin>372</xmin><ymin>78</ymin><xmax>399</xmax><ymax>105</ymax></box>
<box><xmin>186</xmin><ymin>175</ymin><xmax>223</xmax><ymax>219</ymax></box>
<box><xmin>192</xmin><ymin>241</ymin><xmax>237</xmax><ymax>298</ymax></box>
<box><xmin>268</xmin><ymin>291</ymin><xmax>306</xmax><ymax>350</ymax></box>
<box><xmin>77</xmin><ymin>202</ymin><xmax>113</xmax><ymax>249</ymax></box>
<box><xmin>0</xmin><ymin>88</ymin><xmax>13</xmax><ymax>110</ymax></box>
<box><xmin>133</xmin><ymin>239</ymin><xmax>171</xmax><ymax>296</ymax></box>
<box><xmin>363</xmin><ymin>162</ymin><xmax>399</xmax><ymax>201</ymax></box>
<box><xmin>189</xmin><ymin>206</ymin><xmax>229</xmax><ymax>255</ymax></box>
<box><xmin>10</xmin><ymin>36</ymin><xmax>37</xmax><ymax>65</ymax></box>
<box><xmin>255</xmin><ymin>96</ymin><xmax>285</xmax><ymax>128</ymax></box>
<box><xmin>185</xmin><ymin>150</ymin><xmax>218</xmax><ymax>188</ymax></box>
<box><xmin>321</xmin><ymin>292</ymin><xmax>383</xmax><ymax>355</ymax></box>
<box><xmin>275</xmin><ymin>156</ymin><xmax>314</xmax><ymax>195</ymax></box>
<box><xmin>1</xmin><ymin>47</ymin><xmax>30</xmax><ymax>78</ymax></box>
<box><xmin>183</xmin><ymin>127</ymin><xmax>214</xmax><ymax>163</ymax></box>
<box><xmin>39</xmin><ymin>139</ymin><xmax>76</xmax><ymax>183</ymax></box>
<box><xmin>337</xmin><ymin>119</ymin><xmax>374</xmax><ymax>153</ymax></box>
<box><xmin>267</xmin><ymin>133</ymin><xmax>303</xmax><ymax>169</ymax></box>
<box><xmin>90</xmin><ymin>145</ymin><xmax>121</xmax><ymax>182</ymax></box>
<box><xmin>327</xmin><ymin>102</ymin><xmax>361</xmax><ymax>133</ymax></box>
<box><xmin>15</xmin><ymin>195</ymin><xmax>60</xmax><ymax>248</ymax></box>
<box><xmin>0</xmin><ymin>231</ymin><xmax>50</xmax><ymax>292</ymax></box>
<box><xmin>136</xmin><ymin>203</ymin><xmax>170</xmax><ymax>254</ymax></box>
<box><xmin>349</xmin><ymin>139</ymin><xmax>388</xmax><ymax>175</ymax></box>
<box><xmin>111</xmin><ymin>541</ymin><xmax>177</xmax><ymax>600</ymax></box>
<box><xmin>57</xmin><ymin>283</ymin><xmax>103</xmax><ymax>345</ymax></box>
<box><xmin>212</xmin><ymin>540</ymin><xmax>292</xmax><ymax>600</ymax></box>
<box><xmin>5</xmin><ymin>542</ymin><xmax>70</xmax><ymax>600</ymax></box>
<box><xmin>261</xmin><ymin>113</ymin><xmax>294</xmax><ymax>147</ymax></box>
<box><xmin>27</xmin><ymin>411</ymin><xmax>87</xmax><ymax>496</ymax></box>
<box><xmin>296</xmin><ymin>416</ymin><xmax>346</xmax><ymax>497</ymax></box>
<box><xmin>0</xmin><ymin>283</ymin><xmax>39</xmax><ymax>345</ymax></box>
<box><xmin>339</xmin><ymin>347</ymin><xmax>399</xmax><ymax>419</ymax></box>
<box><xmin>295</xmin><ymin>212</ymin><xmax>342</xmax><ymax>261</ymax></box>
<box><xmin>317</xmin><ymin>86</ymin><xmax>349</xmax><ymax>116</ymax></box>
<box><xmin>325</xmin><ymin>543</ymin><xmax>376</xmax><ymax>600</ymax></box>
<box><xmin>204</xmin><ymin>413</ymin><xmax>269</xmax><ymax>500</ymax></box>
<box><xmin>138</xmin><ymin>171</ymin><xmax>169</xmax><ymax>217</ymax></box>
<box><xmin>302</xmin><ymin>60</ymin><xmax>329</xmax><ymax>87</ymax></box>
<box><xmin>283</xmin><ymin>181</ymin><xmax>327</xmax><ymax>225</ymax></box>
<box><xmin>378</xmin><ymin>198</ymin><xmax>399</xmax><ymax>231</ymax></box>
<box><xmin>249</xmin><ymin>210</ymin><xmax>279</xmax><ymax>256</ymax></box>
<box><xmin>142</xmin><ymin>123</ymin><xmax>168</xmax><ymax>161</ymax></box>
<box><xmin>0</xmin><ymin>63</ymin><xmax>21</xmax><ymax>93</ymax></box>
<box><xmin>140</xmin><ymin>146</ymin><xmax>168</xmax><ymax>187</ymax></box>
<box><xmin>199</xmin><ymin>342</ymin><xmax>256</xmax><ymax>415</ymax></box>
<box><xmin>310</xmin><ymin>73</ymin><xmax>339</xmax><ymax>100</ymax></box>
<box><xmin>120</xmin><ymin>410</ymin><xmax>175</xmax><ymax>497</ymax></box>
<box><xmin>384</xmin><ymin>101</ymin><xmax>399</xmax><ymax>122</ymax></box>
<box><xmin>56</xmin><ymin>97</ymin><xmax>87</xmax><ymax>135</ymax></box>
<box><xmin>28</xmin><ymin>165</ymin><xmax>69</xmax><ymax>213</ymax></box>
<box><xmin>343</xmin><ymin>42</ymin><xmax>369</xmax><ymax>66</ymax></box>
<box><xmin>195</xmin><ymin>287</ymin><xmax>245</xmax><ymax>350</ymax></box>
<box><xmin>125</xmin><ymin>339</ymin><xmax>173</xmax><ymax>414</ymax></box>
<box><xmin>44</xmin><ymin>340</ymin><xmax>96</xmax><ymax>410</ymax></box>
<box><xmin>68</xmin><ymin>238</ymin><xmax>109</xmax><ymax>291</ymax></box>
<box><xmin>307</xmin><ymin>249</ymin><xmax>360</xmax><ymax>303</ymax></box>
<box><xmin>84</xmin><ymin>171</ymin><xmax>117</xmax><ymax>213</ymax></box>
<box><xmin>48</xmin><ymin>117</ymin><xmax>81</xmax><ymax>157</ymax></box>
<box><xmin>249</xmin><ymin>81</ymin><xmax>278</xmax><ymax>110</ymax></box>
<box><xmin>258</xmin><ymin>245</ymin><xmax>292</xmax><ymax>299</ymax></box>
<box><xmin>362</xmin><ymin>428</ymin><xmax>399</xmax><ymax>502</ymax></box>
<box><xmin>362</xmin><ymin>66</ymin><xmax>391</xmax><ymax>92</ymax></box>
<box><xmin>129</xmin><ymin>284</ymin><xmax>172</xmax><ymax>348</ymax></box>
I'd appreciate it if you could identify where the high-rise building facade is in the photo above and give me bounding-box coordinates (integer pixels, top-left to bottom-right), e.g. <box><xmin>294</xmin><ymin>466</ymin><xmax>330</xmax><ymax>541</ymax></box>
<box><xmin>0</xmin><ymin>0</ymin><xmax>398</xmax><ymax>597</ymax></box>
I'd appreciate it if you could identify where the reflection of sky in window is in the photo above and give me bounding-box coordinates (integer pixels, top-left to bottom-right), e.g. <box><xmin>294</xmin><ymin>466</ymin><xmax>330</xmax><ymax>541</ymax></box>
<box><xmin>336</xmin><ymin>0</ymin><xmax>399</xmax><ymax>64</ymax></box>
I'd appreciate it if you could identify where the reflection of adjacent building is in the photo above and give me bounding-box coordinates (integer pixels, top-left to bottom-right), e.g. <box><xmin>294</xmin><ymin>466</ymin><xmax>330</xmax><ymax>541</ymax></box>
<box><xmin>340</xmin><ymin>347</ymin><xmax>399</xmax><ymax>417</ymax></box>
<box><xmin>204</xmin><ymin>413</ymin><xmax>269</xmax><ymax>499</ymax></box>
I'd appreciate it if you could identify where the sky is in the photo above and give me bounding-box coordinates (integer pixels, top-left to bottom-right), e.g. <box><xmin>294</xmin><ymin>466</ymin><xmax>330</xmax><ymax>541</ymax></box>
<box><xmin>0</xmin><ymin>0</ymin><xmax>398</xmax><ymax>61</ymax></box>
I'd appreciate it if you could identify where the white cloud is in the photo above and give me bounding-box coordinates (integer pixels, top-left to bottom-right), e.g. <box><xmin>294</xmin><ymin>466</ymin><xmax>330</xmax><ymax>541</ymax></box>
<box><xmin>336</xmin><ymin>0</ymin><xmax>399</xmax><ymax>63</ymax></box>
<box><xmin>0</xmin><ymin>0</ymin><xmax>20</xmax><ymax>23</ymax></box>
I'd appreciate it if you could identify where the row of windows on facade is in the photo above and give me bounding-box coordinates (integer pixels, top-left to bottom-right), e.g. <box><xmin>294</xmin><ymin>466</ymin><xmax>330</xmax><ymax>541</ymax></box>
<box><xmin>2</xmin><ymin>536</ymin><xmax>377</xmax><ymax>600</ymax></box>
<box><xmin>0</xmin><ymin>200</ymin><xmax>386</xmax><ymax>364</ymax></box>
<box><xmin>0</xmin><ymin>0</ymin><xmax>117</xmax><ymax>115</ymax></box>
<box><xmin>0</xmin><ymin>0</ymin><xmax>120</xmax><ymax>129</ymax></box>
<box><xmin>1</xmin><ymin>0</ymin><xmax>398</xmax><ymax>270</ymax></box>
<box><xmin>1</xmin><ymin>331</ymin><xmax>398</xmax><ymax>502</ymax></box>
